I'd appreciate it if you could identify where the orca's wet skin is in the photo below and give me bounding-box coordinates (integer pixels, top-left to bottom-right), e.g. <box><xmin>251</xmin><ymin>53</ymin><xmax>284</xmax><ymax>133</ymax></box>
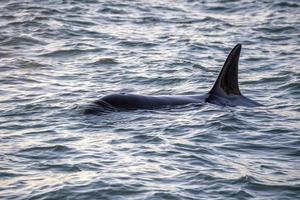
<box><xmin>86</xmin><ymin>44</ymin><xmax>261</xmax><ymax>114</ymax></box>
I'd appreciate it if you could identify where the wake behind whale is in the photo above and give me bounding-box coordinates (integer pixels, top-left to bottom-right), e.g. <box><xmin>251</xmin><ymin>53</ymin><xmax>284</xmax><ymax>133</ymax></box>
<box><xmin>85</xmin><ymin>44</ymin><xmax>262</xmax><ymax>114</ymax></box>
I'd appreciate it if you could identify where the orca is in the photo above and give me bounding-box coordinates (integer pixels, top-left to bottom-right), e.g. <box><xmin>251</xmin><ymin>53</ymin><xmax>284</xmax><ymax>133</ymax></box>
<box><xmin>85</xmin><ymin>44</ymin><xmax>261</xmax><ymax>114</ymax></box>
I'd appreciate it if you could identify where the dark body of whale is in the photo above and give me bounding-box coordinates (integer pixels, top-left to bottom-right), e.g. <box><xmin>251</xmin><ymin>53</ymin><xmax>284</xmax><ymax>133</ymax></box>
<box><xmin>86</xmin><ymin>44</ymin><xmax>261</xmax><ymax>114</ymax></box>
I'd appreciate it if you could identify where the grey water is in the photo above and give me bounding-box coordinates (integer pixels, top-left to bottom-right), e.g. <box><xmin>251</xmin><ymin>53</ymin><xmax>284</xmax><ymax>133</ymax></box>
<box><xmin>0</xmin><ymin>0</ymin><xmax>299</xmax><ymax>199</ymax></box>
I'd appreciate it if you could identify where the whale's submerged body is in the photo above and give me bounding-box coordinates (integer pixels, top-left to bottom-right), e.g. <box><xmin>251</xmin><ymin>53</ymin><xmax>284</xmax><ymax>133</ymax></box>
<box><xmin>85</xmin><ymin>44</ymin><xmax>262</xmax><ymax>114</ymax></box>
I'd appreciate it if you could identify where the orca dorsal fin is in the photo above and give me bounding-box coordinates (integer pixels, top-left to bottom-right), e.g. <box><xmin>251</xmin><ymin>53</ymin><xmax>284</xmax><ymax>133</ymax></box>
<box><xmin>209</xmin><ymin>44</ymin><xmax>242</xmax><ymax>96</ymax></box>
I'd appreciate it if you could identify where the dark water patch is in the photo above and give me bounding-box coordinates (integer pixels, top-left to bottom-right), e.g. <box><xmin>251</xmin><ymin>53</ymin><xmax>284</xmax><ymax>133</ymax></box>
<box><xmin>35</xmin><ymin>163</ymin><xmax>82</xmax><ymax>172</ymax></box>
<box><xmin>56</xmin><ymin>28</ymin><xmax>85</xmax><ymax>38</ymax></box>
<box><xmin>0</xmin><ymin>65</ymin><xmax>17</xmax><ymax>72</ymax></box>
<box><xmin>244</xmin><ymin>56</ymin><xmax>269</xmax><ymax>62</ymax></box>
<box><xmin>0</xmin><ymin>76</ymin><xmax>41</xmax><ymax>85</ymax></box>
<box><xmin>255</xmin><ymin>26</ymin><xmax>297</xmax><ymax>34</ymax></box>
<box><xmin>130</xmin><ymin>134</ymin><xmax>165</xmax><ymax>144</ymax></box>
<box><xmin>17</xmin><ymin>145</ymin><xmax>76</xmax><ymax>160</ymax></box>
<box><xmin>19</xmin><ymin>146</ymin><xmax>70</xmax><ymax>154</ymax></box>
<box><xmin>6</xmin><ymin>21</ymin><xmax>49</xmax><ymax>33</ymax></box>
<box><xmin>148</xmin><ymin>192</ymin><xmax>182</xmax><ymax>200</ymax></box>
<box><xmin>256</xmin><ymin>35</ymin><xmax>291</xmax><ymax>42</ymax></box>
<box><xmin>133</xmin><ymin>16</ymin><xmax>164</xmax><ymax>24</ymax></box>
<box><xmin>219</xmin><ymin>142</ymin><xmax>298</xmax><ymax>156</ymax></box>
<box><xmin>134</xmin><ymin>76</ymin><xmax>187</xmax><ymax>86</ymax></box>
<box><xmin>254</xmin><ymin>75</ymin><xmax>292</xmax><ymax>84</ymax></box>
<box><xmin>272</xmin><ymin>2</ymin><xmax>300</xmax><ymax>8</ymax></box>
<box><xmin>152</xmin><ymin>5</ymin><xmax>186</xmax><ymax>13</ymax></box>
<box><xmin>278</xmin><ymin>82</ymin><xmax>300</xmax><ymax>91</ymax></box>
<box><xmin>58</xmin><ymin>17</ymin><xmax>98</xmax><ymax>27</ymax></box>
<box><xmin>0</xmin><ymin>36</ymin><xmax>47</xmax><ymax>46</ymax></box>
<box><xmin>7</xmin><ymin>58</ymin><xmax>47</xmax><ymax>69</ymax></box>
<box><xmin>205</xmin><ymin>5</ymin><xmax>229</xmax><ymax>12</ymax></box>
<box><xmin>0</xmin><ymin>171</ymin><xmax>21</xmax><ymax>179</ymax></box>
<box><xmin>90</xmin><ymin>58</ymin><xmax>119</xmax><ymax>65</ymax></box>
<box><xmin>19</xmin><ymin>129</ymin><xmax>57</xmax><ymax>136</ymax></box>
<box><xmin>0</xmin><ymin>15</ymin><xmax>16</xmax><ymax>21</ymax></box>
<box><xmin>98</xmin><ymin>7</ymin><xmax>128</xmax><ymax>14</ymax></box>
<box><xmin>0</xmin><ymin>35</ymin><xmax>10</xmax><ymax>42</ymax></box>
<box><xmin>244</xmin><ymin>180</ymin><xmax>300</xmax><ymax>199</ymax></box>
<box><xmin>46</xmin><ymin>136</ymin><xmax>82</xmax><ymax>144</ymax></box>
<box><xmin>118</xmin><ymin>40</ymin><xmax>158</xmax><ymax>48</ymax></box>
<box><xmin>39</xmin><ymin>7</ymin><xmax>64</xmax><ymax>15</ymax></box>
<box><xmin>39</xmin><ymin>48</ymin><xmax>101</xmax><ymax>57</ymax></box>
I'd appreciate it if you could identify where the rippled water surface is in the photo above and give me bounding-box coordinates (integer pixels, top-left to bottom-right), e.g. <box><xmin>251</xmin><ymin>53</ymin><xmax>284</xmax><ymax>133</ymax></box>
<box><xmin>1</xmin><ymin>0</ymin><xmax>300</xmax><ymax>199</ymax></box>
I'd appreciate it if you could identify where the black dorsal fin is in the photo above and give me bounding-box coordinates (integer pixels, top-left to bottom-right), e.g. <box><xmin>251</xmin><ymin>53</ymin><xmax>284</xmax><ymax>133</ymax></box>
<box><xmin>209</xmin><ymin>44</ymin><xmax>242</xmax><ymax>96</ymax></box>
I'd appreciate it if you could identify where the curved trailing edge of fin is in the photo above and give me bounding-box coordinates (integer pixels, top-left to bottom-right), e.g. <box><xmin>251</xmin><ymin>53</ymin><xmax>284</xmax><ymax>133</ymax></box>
<box><xmin>210</xmin><ymin>43</ymin><xmax>242</xmax><ymax>96</ymax></box>
<box><xmin>206</xmin><ymin>44</ymin><xmax>262</xmax><ymax>107</ymax></box>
